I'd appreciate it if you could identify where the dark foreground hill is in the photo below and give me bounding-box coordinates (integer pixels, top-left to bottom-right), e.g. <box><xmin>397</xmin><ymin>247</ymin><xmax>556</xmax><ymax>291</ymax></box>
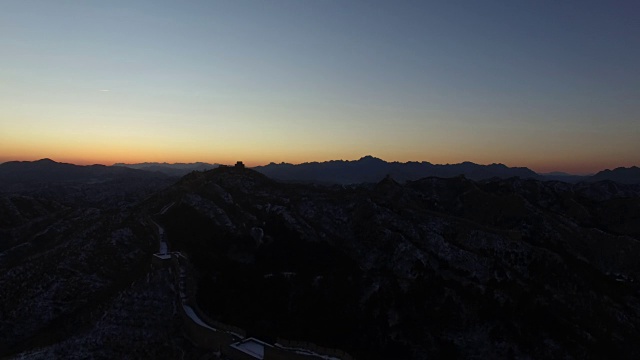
<box><xmin>0</xmin><ymin>160</ymin><xmax>213</xmax><ymax>358</ymax></box>
<box><xmin>146</xmin><ymin>166</ymin><xmax>640</xmax><ymax>359</ymax></box>
<box><xmin>2</xmin><ymin>162</ymin><xmax>640</xmax><ymax>359</ymax></box>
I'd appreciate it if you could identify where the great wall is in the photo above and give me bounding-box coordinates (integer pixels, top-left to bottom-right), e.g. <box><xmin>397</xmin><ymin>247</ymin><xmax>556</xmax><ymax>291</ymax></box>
<box><xmin>150</xmin><ymin>216</ymin><xmax>354</xmax><ymax>360</ymax></box>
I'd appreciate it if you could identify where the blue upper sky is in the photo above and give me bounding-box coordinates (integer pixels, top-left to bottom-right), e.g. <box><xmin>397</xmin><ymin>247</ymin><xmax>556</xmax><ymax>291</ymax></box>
<box><xmin>1</xmin><ymin>0</ymin><xmax>638</xmax><ymax>173</ymax></box>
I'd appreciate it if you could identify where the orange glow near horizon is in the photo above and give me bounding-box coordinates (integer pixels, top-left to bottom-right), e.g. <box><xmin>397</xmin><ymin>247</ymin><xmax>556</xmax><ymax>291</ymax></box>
<box><xmin>1</xmin><ymin>2</ymin><xmax>639</xmax><ymax>178</ymax></box>
<box><xmin>1</xmin><ymin>139</ymin><xmax>636</xmax><ymax>175</ymax></box>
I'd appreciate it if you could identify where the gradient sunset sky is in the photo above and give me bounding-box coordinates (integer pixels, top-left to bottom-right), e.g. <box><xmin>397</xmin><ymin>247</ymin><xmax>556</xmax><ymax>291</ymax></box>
<box><xmin>1</xmin><ymin>1</ymin><xmax>638</xmax><ymax>174</ymax></box>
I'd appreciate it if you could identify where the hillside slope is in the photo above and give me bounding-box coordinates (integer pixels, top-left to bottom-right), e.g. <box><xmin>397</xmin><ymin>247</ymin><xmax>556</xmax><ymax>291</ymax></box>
<box><xmin>148</xmin><ymin>166</ymin><xmax>640</xmax><ymax>359</ymax></box>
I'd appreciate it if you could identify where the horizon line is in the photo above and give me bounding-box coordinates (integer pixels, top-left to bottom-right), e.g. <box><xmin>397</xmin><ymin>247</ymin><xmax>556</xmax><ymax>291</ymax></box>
<box><xmin>3</xmin><ymin>156</ymin><xmax>633</xmax><ymax>177</ymax></box>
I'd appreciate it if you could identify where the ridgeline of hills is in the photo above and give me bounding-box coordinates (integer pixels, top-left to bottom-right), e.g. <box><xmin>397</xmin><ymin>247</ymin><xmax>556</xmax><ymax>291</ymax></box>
<box><xmin>253</xmin><ymin>156</ymin><xmax>640</xmax><ymax>184</ymax></box>
<box><xmin>112</xmin><ymin>161</ymin><xmax>220</xmax><ymax>177</ymax></box>
<box><xmin>3</xmin><ymin>156</ymin><xmax>639</xmax><ymax>186</ymax></box>
<box><xmin>0</xmin><ymin>159</ymin><xmax>174</xmax><ymax>207</ymax></box>
<box><xmin>1</xmin><ymin>158</ymin><xmax>640</xmax><ymax>359</ymax></box>
<box><xmin>0</xmin><ymin>158</ymin><xmax>167</xmax><ymax>184</ymax></box>
<box><xmin>590</xmin><ymin>166</ymin><xmax>640</xmax><ymax>184</ymax></box>
<box><xmin>0</xmin><ymin>158</ymin><xmax>170</xmax><ymax>189</ymax></box>
<box><xmin>254</xmin><ymin>155</ymin><xmax>539</xmax><ymax>184</ymax></box>
<box><xmin>143</xmin><ymin>165</ymin><xmax>640</xmax><ymax>358</ymax></box>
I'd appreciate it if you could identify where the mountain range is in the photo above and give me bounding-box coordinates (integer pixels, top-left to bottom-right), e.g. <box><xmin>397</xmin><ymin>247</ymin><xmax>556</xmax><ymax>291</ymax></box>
<box><xmin>0</xmin><ymin>159</ymin><xmax>169</xmax><ymax>188</ymax></box>
<box><xmin>254</xmin><ymin>155</ymin><xmax>539</xmax><ymax>183</ymax></box>
<box><xmin>1</xmin><ymin>158</ymin><xmax>640</xmax><ymax>359</ymax></box>
<box><xmin>113</xmin><ymin>156</ymin><xmax>640</xmax><ymax>185</ymax></box>
<box><xmin>1</xmin><ymin>159</ymin><xmax>638</xmax><ymax>198</ymax></box>
<box><xmin>112</xmin><ymin>161</ymin><xmax>219</xmax><ymax>177</ymax></box>
<box><xmin>0</xmin><ymin>159</ymin><xmax>174</xmax><ymax>208</ymax></box>
<box><xmin>145</xmin><ymin>165</ymin><xmax>640</xmax><ymax>358</ymax></box>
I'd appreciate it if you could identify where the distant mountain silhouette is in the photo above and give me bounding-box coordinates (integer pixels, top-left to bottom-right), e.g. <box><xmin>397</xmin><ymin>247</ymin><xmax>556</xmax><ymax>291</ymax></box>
<box><xmin>0</xmin><ymin>159</ymin><xmax>170</xmax><ymax>193</ymax></box>
<box><xmin>253</xmin><ymin>155</ymin><xmax>541</xmax><ymax>184</ymax></box>
<box><xmin>3</xmin><ymin>158</ymin><xmax>638</xmax><ymax>188</ymax></box>
<box><xmin>539</xmin><ymin>172</ymin><xmax>590</xmax><ymax>183</ymax></box>
<box><xmin>589</xmin><ymin>166</ymin><xmax>640</xmax><ymax>184</ymax></box>
<box><xmin>113</xmin><ymin>162</ymin><xmax>219</xmax><ymax>176</ymax></box>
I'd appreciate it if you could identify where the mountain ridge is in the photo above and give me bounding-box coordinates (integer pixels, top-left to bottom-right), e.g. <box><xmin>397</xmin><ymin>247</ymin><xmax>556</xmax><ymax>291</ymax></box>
<box><xmin>3</xmin><ymin>158</ymin><xmax>640</xmax><ymax>186</ymax></box>
<box><xmin>2</xmin><ymin>160</ymin><xmax>640</xmax><ymax>359</ymax></box>
<box><xmin>0</xmin><ymin>158</ymin><xmax>174</xmax><ymax>197</ymax></box>
<box><xmin>113</xmin><ymin>162</ymin><xmax>219</xmax><ymax>177</ymax></box>
<box><xmin>254</xmin><ymin>155</ymin><xmax>541</xmax><ymax>184</ymax></box>
<box><xmin>0</xmin><ymin>158</ymin><xmax>169</xmax><ymax>182</ymax></box>
<box><xmin>141</xmin><ymin>165</ymin><xmax>640</xmax><ymax>359</ymax></box>
<box><xmin>590</xmin><ymin>166</ymin><xmax>640</xmax><ymax>184</ymax></box>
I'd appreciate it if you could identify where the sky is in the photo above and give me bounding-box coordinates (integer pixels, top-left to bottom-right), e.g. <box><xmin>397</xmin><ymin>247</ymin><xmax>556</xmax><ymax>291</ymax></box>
<box><xmin>1</xmin><ymin>1</ymin><xmax>638</xmax><ymax>174</ymax></box>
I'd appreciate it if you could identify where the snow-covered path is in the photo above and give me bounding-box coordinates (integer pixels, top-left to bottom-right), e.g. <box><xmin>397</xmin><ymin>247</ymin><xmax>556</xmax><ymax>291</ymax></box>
<box><xmin>151</xmin><ymin>220</ymin><xmax>168</xmax><ymax>255</ymax></box>
<box><xmin>149</xmin><ymin>202</ymin><xmax>175</xmax><ymax>254</ymax></box>
<box><xmin>182</xmin><ymin>304</ymin><xmax>217</xmax><ymax>331</ymax></box>
<box><xmin>160</xmin><ymin>202</ymin><xmax>175</xmax><ymax>215</ymax></box>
